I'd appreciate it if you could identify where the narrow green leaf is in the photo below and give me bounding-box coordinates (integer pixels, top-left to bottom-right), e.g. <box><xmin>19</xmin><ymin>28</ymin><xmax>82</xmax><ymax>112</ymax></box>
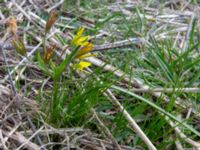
<box><xmin>54</xmin><ymin>47</ymin><xmax>79</xmax><ymax>80</ymax></box>
<box><xmin>111</xmin><ymin>85</ymin><xmax>200</xmax><ymax>137</ymax></box>
<box><xmin>37</xmin><ymin>51</ymin><xmax>50</xmax><ymax>75</ymax></box>
<box><xmin>174</xmin><ymin>43</ymin><xmax>199</xmax><ymax>65</ymax></box>
<box><xmin>189</xmin><ymin>19</ymin><xmax>196</xmax><ymax>46</ymax></box>
<box><xmin>151</xmin><ymin>49</ymin><xmax>174</xmax><ymax>82</ymax></box>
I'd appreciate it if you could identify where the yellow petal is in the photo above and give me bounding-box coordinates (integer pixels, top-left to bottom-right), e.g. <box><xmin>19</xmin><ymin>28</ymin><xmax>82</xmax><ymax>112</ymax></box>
<box><xmin>71</xmin><ymin>36</ymin><xmax>89</xmax><ymax>46</ymax></box>
<box><xmin>71</xmin><ymin>27</ymin><xmax>90</xmax><ymax>46</ymax></box>
<box><xmin>73</xmin><ymin>61</ymin><xmax>91</xmax><ymax>70</ymax></box>
<box><xmin>76</xmin><ymin>27</ymin><xmax>85</xmax><ymax>37</ymax></box>
<box><xmin>75</xmin><ymin>43</ymin><xmax>94</xmax><ymax>58</ymax></box>
<box><xmin>76</xmin><ymin>36</ymin><xmax>89</xmax><ymax>45</ymax></box>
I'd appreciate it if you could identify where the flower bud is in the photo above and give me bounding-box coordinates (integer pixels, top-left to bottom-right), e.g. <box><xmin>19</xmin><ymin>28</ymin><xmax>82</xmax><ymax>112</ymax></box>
<box><xmin>45</xmin><ymin>11</ymin><xmax>57</xmax><ymax>33</ymax></box>
<box><xmin>12</xmin><ymin>37</ymin><xmax>26</xmax><ymax>56</ymax></box>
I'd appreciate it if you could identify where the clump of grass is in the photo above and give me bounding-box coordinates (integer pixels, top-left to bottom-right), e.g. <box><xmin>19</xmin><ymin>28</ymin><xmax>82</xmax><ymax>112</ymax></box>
<box><xmin>30</xmin><ymin>12</ymin><xmax>116</xmax><ymax>128</ymax></box>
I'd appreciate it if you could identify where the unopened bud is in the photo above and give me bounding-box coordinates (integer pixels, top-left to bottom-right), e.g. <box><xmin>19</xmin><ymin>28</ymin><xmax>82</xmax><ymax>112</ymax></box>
<box><xmin>45</xmin><ymin>11</ymin><xmax>57</xmax><ymax>33</ymax></box>
<box><xmin>7</xmin><ymin>16</ymin><xmax>17</xmax><ymax>35</ymax></box>
<box><xmin>43</xmin><ymin>44</ymin><xmax>56</xmax><ymax>63</ymax></box>
<box><xmin>12</xmin><ymin>37</ymin><xmax>26</xmax><ymax>56</ymax></box>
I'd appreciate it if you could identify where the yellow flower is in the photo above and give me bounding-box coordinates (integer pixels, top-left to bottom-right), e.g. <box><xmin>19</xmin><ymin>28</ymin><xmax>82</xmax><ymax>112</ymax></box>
<box><xmin>71</xmin><ymin>27</ymin><xmax>90</xmax><ymax>46</ymax></box>
<box><xmin>73</xmin><ymin>42</ymin><xmax>95</xmax><ymax>71</ymax></box>
<box><xmin>71</xmin><ymin>27</ymin><xmax>96</xmax><ymax>71</ymax></box>
<box><xmin>75</xmin><ymin>42</ymin><xmax>94</xmax><ymax>59</ymax></box>
<box><xmin>73</xmin><ymin>61</ymin><xmax>91</xmax><ymax>71</ymax></box>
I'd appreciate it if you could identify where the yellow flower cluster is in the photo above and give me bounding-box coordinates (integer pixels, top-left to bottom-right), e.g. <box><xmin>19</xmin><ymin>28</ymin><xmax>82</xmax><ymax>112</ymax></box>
<box><xmin>72</xmin><ymin>27</ymin><xmax>95</xmax><ymax>71</ymax></box>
